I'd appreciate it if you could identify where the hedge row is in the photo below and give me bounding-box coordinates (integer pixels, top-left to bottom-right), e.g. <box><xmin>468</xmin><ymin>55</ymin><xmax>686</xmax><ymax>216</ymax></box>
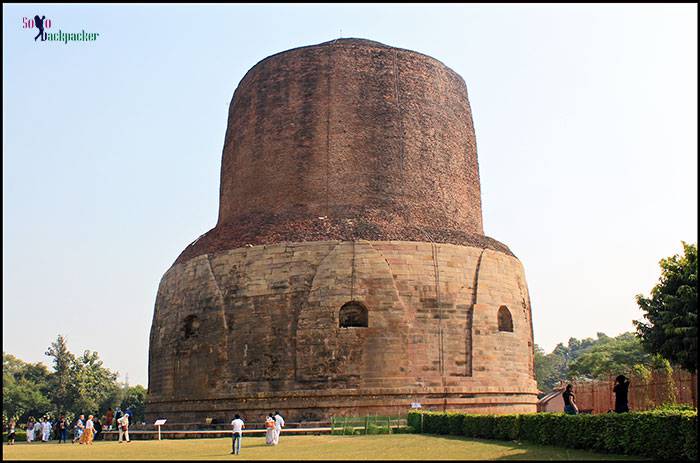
<box><xmin>407</xmin><ymin>409</ymin><xmax>697</xmax><ymax>461</ymax></box>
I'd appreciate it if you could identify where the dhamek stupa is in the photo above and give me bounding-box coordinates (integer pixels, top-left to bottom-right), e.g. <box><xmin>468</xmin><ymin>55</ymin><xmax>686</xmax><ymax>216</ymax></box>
<box><xmin>147</xmin><ymin>39</ymin><xmax>538</xmax><ymax>422</ymax></box>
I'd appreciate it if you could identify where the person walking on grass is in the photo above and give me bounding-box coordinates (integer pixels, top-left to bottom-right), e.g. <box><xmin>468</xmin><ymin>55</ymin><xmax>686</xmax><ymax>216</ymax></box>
<box><xmin>117</xmin><ymin>412</ymin><xmax>130</xmax><ymax>443</ymax></box>
<box><xmin>563</xmin><ymin>384</ymin><xmax>579</xmax><ymax>415</ymax></box>
<box><xmin>613</xmin><ymin>375</ymin><xmax>630</xmax><ymax>413</ymax></box>
<box><xmin>26</xmin><ymin>417</ymin><xmax>35</xmax><ymax>443</ymax></box>
<box><xmin>41</xmin><ymin>416</ymin><xmax>52</xmax><ymax>442</ymax></box>
<box><xmin>231</xmin><ymin>414</ymin><xmax>244</xmax><ymax>455</ymax></box>
<box><xmin>265</xmin><ymin>414</ymin><xmax>275</xmax><ymax>445</ymax></box>
<box><xmin>93</xmin><ymin>416</ymin><xmax>102</xmax><ymax>441</ymax></box>
<box><xmin>35</xmin><ymin>417</ymin><xmax>44</xmax><ymax>442</ymax></box>
<box><xmin>272</xmin><ymin>411</ymin><xmax>285</xmax><ymax>445</ymax></box>
<box><xmin>57</xmin><ymin>415</ymin><xmax>68</xmax><ymax>443</ymax></box>
<box><xmin>6</xmin><ymin>419</ymin><xmax>16</xmax><ymax>445</ymax></box>
<box><xmin>72</xmin><ymin>415</ymin><xmax>85</xmax><ymax>444</ymax></box>
<box><xmin>80</xmin><ymin>415</ymin><xmax>95</xmax><ymax>445</ymax></box>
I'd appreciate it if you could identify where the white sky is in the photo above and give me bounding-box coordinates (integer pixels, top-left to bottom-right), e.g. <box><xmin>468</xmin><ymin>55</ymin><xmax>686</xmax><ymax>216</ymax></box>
<box><xmin>3</xmin><ymin>4</ymin><xmax>697</xmax><ymax>386</ymax></box>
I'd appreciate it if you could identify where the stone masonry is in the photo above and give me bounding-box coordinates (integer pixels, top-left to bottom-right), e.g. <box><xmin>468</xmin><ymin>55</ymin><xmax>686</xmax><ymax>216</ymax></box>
<box><xmin>147</xmin><ymin>38</ymin><xmax>538</xmax><ymax>422</ymax></box>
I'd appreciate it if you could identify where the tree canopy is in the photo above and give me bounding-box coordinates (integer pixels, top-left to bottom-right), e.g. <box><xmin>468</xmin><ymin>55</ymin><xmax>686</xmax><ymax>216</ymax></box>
<box><xmin>2</xmin><ymin>354</ymin><xmax>52</xmax><ymax>421</ymax></box>
<box><xmin>634</xmin><ymin>242</ymin><xmax>697</xmax><ymax>372</ymax></box>
<box><xmin>534</xmin><ymin>331</ymin><xmax>668</xmax><ymax>394</ymax></box>
<box><xmin>3</xmin><ymin>335</ymin><xmax>146</xmax><ymax>423</ymax></box>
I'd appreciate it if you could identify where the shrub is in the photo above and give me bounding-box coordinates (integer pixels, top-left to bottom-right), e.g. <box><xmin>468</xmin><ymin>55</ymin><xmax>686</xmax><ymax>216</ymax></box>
<box><xmin>366</xmin><ymin>424</ymin><xmax>390</xmax><ymax>435</ymax></box>
<box><xmin>409</xmin><ymin>409</ymin><xmax>697</xmax><ymax>460</ymax></box>
<box><xmin>407</xmin><ymin>412</ymin><xmax>421</xmax><ymax>431</ymax></box>
<box><xmin>653</xmin><ymin>403</ymin><xmax>696</xmax><ymax>412</ymax></box>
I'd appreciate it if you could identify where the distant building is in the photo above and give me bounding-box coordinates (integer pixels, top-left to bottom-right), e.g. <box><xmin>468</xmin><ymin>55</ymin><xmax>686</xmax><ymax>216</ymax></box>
<box><xmin>537</xmin><ymin>387</ymin><xmax>565</xmax><ymax>413</ymax></box>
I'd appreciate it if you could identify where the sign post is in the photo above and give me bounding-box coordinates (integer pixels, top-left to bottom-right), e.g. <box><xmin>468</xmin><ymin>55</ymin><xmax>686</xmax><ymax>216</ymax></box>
<box><xmin>154</xmin><ymin>419</ymin><xmax>167</xmax><ymax>441</ymax></box>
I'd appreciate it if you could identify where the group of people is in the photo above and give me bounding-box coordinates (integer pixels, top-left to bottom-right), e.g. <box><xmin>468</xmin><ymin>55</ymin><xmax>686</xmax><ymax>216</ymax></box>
<box><xmin>24</xmin><ymin>417</ymin><xmax>59</xmax><ymax>443</ymax></box>
<box><xmin>4</xmin><ymin>406</ymin><xmax>134</xmax><ymax>446</ymax></box>
<box><xmin>230</xmin><ymin>410</ymin><xmax>285</xmax><ymax>455</ymax></box>
<box><xmin>562</xmin><ymin>374</ymin><xmax>630</xmax><ymax>415</ymax></box>
<box><xmin>72</xmin><ymin>411</ymin><xmax>132</xmax><ymax>445</ymax></box>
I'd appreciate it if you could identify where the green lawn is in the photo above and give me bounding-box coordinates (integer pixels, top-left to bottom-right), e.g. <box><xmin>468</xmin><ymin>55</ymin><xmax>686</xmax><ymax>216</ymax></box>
<box><xmin>2</xmin><ymin>434</ymin><xmax>642</xmax><ymax>460</ymax></box>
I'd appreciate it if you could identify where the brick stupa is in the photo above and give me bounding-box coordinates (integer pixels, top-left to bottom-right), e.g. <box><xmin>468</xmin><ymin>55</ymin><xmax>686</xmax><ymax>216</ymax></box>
<box><xmin>147</xmin><ymin>38</ymin><xmax>538</xmax><ymax>422</ymax></box>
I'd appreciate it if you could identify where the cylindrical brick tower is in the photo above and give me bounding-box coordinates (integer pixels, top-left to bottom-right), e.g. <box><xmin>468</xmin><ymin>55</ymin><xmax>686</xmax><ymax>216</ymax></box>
<box><xmin>147</xmin><ymin>38</ymin><xmax>538</xmax><ymax>423</ymax></box>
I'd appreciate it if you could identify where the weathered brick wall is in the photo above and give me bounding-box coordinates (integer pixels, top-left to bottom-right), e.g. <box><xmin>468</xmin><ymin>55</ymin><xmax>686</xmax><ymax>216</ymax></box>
<box><xmin>148</xmin><ymin>241</ymin><xmax>537</xmax><ymax>421</ymax></box>
<box><xmin>177</xmin><ymin>38</ymin><xmax>490</xmax><ymax>264</ymax></box>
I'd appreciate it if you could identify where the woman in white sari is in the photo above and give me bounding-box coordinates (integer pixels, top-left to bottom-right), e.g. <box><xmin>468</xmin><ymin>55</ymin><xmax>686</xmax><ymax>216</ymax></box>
<box><xmin>264</xmin><ymin>414</ymin><xmax>275</xmax><ymax>445</ymax></box>
<box><xmin>26</xmin><ymin>418</ymin><xmax>35</xmax><ymax>443</ymax></box>
<box><xmin>42</xmin><ymin>417</ymin><xmax>51</xmax><ymax>441</ymax></box>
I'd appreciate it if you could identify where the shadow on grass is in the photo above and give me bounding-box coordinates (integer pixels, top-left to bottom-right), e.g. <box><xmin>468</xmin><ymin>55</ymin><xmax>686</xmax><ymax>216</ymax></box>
<box><xmin>196</xmin><ymin>442</ymin><xmax>277</xmax><ymax>457</ymax></box>
<box><xmin>415</xmin><ymin>434</ymin><xmax>645</xmax><ymax>461</ymax></box>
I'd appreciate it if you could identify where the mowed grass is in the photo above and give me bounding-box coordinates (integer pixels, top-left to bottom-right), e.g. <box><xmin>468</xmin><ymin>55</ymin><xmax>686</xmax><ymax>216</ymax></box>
<box><xmin>2</xmin><ymin>434</ymin><xmax>643</xmax><ymax>460</ymax></box>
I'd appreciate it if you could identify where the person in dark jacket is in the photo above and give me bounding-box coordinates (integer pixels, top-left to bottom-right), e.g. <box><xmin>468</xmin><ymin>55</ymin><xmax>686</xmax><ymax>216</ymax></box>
<box><xmin>562</xmin><ymin>384</ymin><xmax>578</xmax><ymax>415</ymax></box>
<box><xmin>93</xmin><ymin>417</ymin><xmax>103</xmax><ymax>440</ymax></box>
<box><xmin>613</xmin><ymin>375</ymin><xmax>630</xmax><ymax>413</ymax></box>
<box><xmin>56</xmin><ymin>415</ymin><xmax>68</xmax><ymax>443</ymax></box>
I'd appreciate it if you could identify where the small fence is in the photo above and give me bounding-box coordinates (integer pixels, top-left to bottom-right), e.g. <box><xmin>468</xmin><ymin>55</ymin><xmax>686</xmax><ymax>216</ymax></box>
<box><xmin>330</xmin><ymin>416</ymin><xmax>407</xmax><ymax>435</ymax></box>
<box><xmin>571</xmin><ymin>369</ymin><xmax>697</xmax><ymax>414</ymax></box>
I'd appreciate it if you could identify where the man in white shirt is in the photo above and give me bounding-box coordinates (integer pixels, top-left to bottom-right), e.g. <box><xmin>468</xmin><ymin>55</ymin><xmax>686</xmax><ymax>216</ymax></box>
<box><xmin>117</xmin><ymin>414</ymin><xmax>130</xmax><ymax>443</ymax></box>
<box><xmin>273</xmin><ymin>411</ymin><xmax>285</xmax><ymax>445</ymax></box>
<box><xmin>230</xmin><ymin>414</ymin><xmax>244</xmax><ymax>455</ymax></box>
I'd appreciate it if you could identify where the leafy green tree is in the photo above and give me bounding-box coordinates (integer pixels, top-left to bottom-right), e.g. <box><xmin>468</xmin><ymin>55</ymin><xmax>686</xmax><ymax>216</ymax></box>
<box><xmin>2</xmin><ymin>353</ymin><xmax>52</xmax><ymax>421</ymax></box>
<box><xmin>4</xmin><ymin>336</ymin><xmax>146</xmax><ymax>423</ymax></box>
<box><xmin>45</xmin><ymin>334</ymin><xmax>76</xmax><ymax>414</ymax></box>
<box><xmin>535</xmin><ymin>335</ymin><xmax>601</xmax><ymax>392</ymax></box>
<box><xmin>634</xmin><ymin>242</ymin><xmax>698</xmax><ymax>372</ymax></box>
<box><xmin>70</xmin><ymin>350</ymin><xmax>119</xmax><ymax>415</ymax></box>
<box><xmin>120</xmin><ymin>385</ymin><xmax>147</xmax><ymax>423</ymax></box>
<box><xmin>534</xmin><ymin>344</ymin><xmax>566</xmax><ymax>394</ymax></box>
<box><xmin>568</xmin><ymin>332</ymin><xmax>665</xmax><ymax>379</ymax></box>
<box><xmin>534</xmin><ymin>332</ymin><xmax>670</xmax><ymax>392</ymax></box>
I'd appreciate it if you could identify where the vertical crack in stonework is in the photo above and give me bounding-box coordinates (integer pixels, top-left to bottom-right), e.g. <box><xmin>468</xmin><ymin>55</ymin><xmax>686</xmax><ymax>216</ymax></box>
<box><xmin>431</xmin><ymin>243</ymin><xmax>445</xmax><ymax>383</ymax></box>
<box><xmin>517</xmin><ymin>276</ymin><xmax>536</xmax><ymax>380</ymax></box>
<box><xmin>471</xmin><ymin>249</ymin><xmax>486</xmax><ymax>307</ymax></box>
<box><xmin>468</xmin><ymin>249</ymin><xmax>486</xmax><ymax>376</ymax></box>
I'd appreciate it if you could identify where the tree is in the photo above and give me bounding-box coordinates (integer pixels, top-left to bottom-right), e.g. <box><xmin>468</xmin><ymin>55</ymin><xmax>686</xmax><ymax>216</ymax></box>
<box><xmin>568</xmin><ymin>332</ymin><xmax>665</xmax><ymax>379</ymax></box>
<box><xmin>533</xmin><ymin>332</ymin><xmax>668</xmax><ymax>392</ymax></box>
<box><xmin>2</xmin><ymin>353</ymin><xmax>52</xmax><ymax>421</ymax></box>
<box><xmin>120</xmin><ymin>385</ymin><xmax>147</xmax><ymax>423</ymax></box>
<box><xmin>70</xmin><ymin>350</ymin><xmax>119</xmax><ymax>415</ymax></box>
<box><xmin>634</xmin><ymin>242</ymin><xmax>698</xmax><ymax>372</ymax></box>
<box><xmin>534</xmin><ymin>344</ymin><xmax>566</xmax><ymax>394</ymax></box>
<box><xmin>4</xmin><ymin>336</ymin><xmax>146</xmax><ymax>423</ymax></box>
<box><xmin>45</xmin><ymin>334</ymin><xmax>76</xmax><ymax>414</ymax></box>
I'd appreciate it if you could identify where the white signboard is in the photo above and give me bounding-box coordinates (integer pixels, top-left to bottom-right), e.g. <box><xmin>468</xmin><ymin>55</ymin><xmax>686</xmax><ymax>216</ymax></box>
<box><xmin>154</xmin><ymin>419</ymin><xmax>167</xmax><ymax>440</ymax></box>
<box><xmin>410</xmin><ymin>403</ymin><xmax>422</xmax><ymax>409</ymax></box>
